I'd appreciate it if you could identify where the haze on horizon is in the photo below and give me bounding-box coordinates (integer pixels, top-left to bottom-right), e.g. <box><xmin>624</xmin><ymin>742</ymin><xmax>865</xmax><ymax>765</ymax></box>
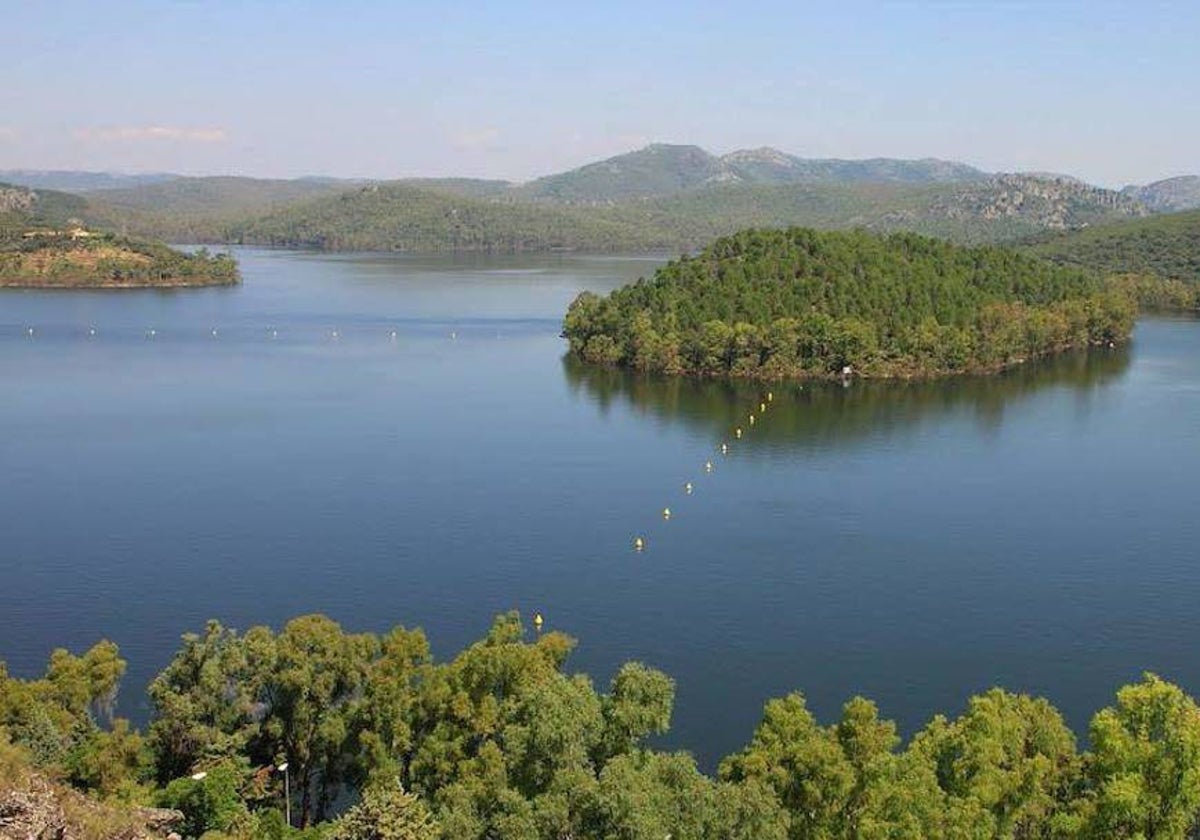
<box><xmin>3</xmin><ymin>0</ymin><xmax>1197</xmax><ymax>188</ymax></box>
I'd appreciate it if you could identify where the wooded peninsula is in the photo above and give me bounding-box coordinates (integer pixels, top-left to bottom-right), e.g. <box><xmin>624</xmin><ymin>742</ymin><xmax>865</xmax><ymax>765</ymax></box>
<box><xmin>562</xmin><ymin>227</ymin><xmax>1190</xmax><ymax>380</ymax></box>
<box><xmin>3</xmin><ymin>612</ymin><xmax>1200</xmax><ymax>840</ymax></box>
<box><xmin>0</xmin><ymin>231</ymin><xmax>238</xmax><ymax>289</ymax></box>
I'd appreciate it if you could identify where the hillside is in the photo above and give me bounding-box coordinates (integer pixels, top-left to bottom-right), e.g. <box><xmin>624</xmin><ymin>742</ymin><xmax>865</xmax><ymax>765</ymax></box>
<box><xmin>563</xmin><ymin>227</ymin><xmax>1137</xmax><ymax>379</ymax></box>
<box><xmin>1028</xmin><ymin>209</ymin><xmax>1200</xmax><ymax>283</ymax></box>
<box><xmin>0</xmin><ymin>183</ymin><xmax>89</xmax><ymax>232</ymax></box>
<box><xmin>1121</xmin><ymin>175</ymin><xmax>1200</xmax><ymax>212</ymax></box>
<box><xmin>227</xmin><ymin>182</ymin><xmax>668</xmax><ymax>251</ymax></box>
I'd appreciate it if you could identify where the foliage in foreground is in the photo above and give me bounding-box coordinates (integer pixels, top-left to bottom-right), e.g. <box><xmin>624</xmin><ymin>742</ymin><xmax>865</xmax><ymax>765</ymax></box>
<box><xmin>564</xmin><ymin>227</ymin><xmax>1145</xmax><ymax>379</ymax></box>
<box><xmin>4</xmin><ymin>614</ymin><xmax>1200</xmax><ymax>839</ymax></box>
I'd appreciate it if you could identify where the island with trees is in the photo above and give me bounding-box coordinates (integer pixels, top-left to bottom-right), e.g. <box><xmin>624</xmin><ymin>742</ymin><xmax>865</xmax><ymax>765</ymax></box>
<box><xmin>3</xmin><ymin>612</ymin><xmax>1200</xmax><ymax>839</ymax></box>
<box><xmin>562</xmin><ymin>227</ymin><xmax>1157</xmax><ymax>380</ymax></box>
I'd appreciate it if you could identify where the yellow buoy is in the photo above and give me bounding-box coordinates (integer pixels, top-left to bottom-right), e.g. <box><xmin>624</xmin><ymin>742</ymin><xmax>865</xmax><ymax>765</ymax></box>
<box><xmin>735</xmin><ymin>428</ymin><xmax>742</xmax><ymax>439</ymax></box>
<box><xmin>749</xmin><ymin>415</ymin><xmax>756</xmax><ymax>425</ymax></box>
<box><xmin>662</xmin><ymin>507</ymin><xmax>671</xmax><ymax>520</ymax></box>
<box><xmin>633</xmin><ymin>536</ymin><xmax>645</xmax><ymax>551</ymax></box>
<box><xmin>533</xmin><ymin>613</ymin><xmax>544</xmax><ymax>630</ymax></box>
<box><xmin>684</xmin><ymin>482</ymin><xmax>693</xmax><ymax>494</ymax></box>
<box><xmin>759</xmin><ymin>402</ymin><xmax>766</xmax><ymax>412</ymax></box>
<box><xmin>767</xmin><ymin>392</ymin><xmax>774</xmax><ymax>401</ymax></box>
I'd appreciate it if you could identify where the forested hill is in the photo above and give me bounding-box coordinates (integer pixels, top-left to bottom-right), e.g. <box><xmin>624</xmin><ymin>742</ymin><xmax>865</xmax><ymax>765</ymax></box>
<box><xmin>226</xmin><ymin>183</ymin><xmax>671</xmax><ymax>251</ymax></box>
<box><xmin>1028</xmin><ymin>210</ymin><xmax>1200</xmax><ymax>284</ymax></box>
<box><xmin>563</xmin><ymin>227</ymin><xmax>1138</xmax><ymax>379</ymax></box>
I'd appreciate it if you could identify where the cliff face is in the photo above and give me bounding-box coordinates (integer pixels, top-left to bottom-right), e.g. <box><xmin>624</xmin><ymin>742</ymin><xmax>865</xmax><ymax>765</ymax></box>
<box><xmin>0</xmin><ymin>187</ymin><xmax>37</xmax><ymax>215</ymax></box>
<box><xmin>931</xmin><ymin>174</ymin><xmax>1148</xmax><ymax>229</ymax></box>
<box><xmin>0</xmin><ymin>773</ymin><xmax>181</xmax><ymax>840</ymax></box>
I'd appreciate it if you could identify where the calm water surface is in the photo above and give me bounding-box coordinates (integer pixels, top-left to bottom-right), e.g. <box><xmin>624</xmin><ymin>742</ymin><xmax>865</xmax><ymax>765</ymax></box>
<box><xmin>2</xmin><ymin>248</ymin><xmax>1199</xmax><ymax>769</ymax></box>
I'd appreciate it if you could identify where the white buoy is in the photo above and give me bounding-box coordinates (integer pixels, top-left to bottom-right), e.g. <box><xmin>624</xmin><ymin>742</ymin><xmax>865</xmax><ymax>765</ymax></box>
<box><xmin>633</xmin><ymin>536</ymin><xmax>645</xmax><ymax>551</ymax></box>
<box><xmin>749</xmin><ymin>415</ymin><xmax>756</xmax><ymax>426</ymax></box>
<box><xmin>768</xmin><ymin>392</ymin><xmax>774</xmax><ymax>402</ymax></box>
<box><xmin>704</xmin><ymin>461</ymin><xmax>713</xmax><ymax>473</ymax></box>
<box><xmin>684</xmin><ymin>482</ymin><xmax>693</xmax><ymax>495</ymax></box>
<box><xmin>26</xmin><ymin>327</ymin><xmax>34</xmax><ymax>337</ymax></box>
<box><xmin>331</xmin><ymin>329</ymin><xmax>339</xmax><ymax>339</ymax></box>
<box><xmin>88</xmin><ymin>327</ymin><xmax>96</xmax><ymax>337</ymax></box>
<box><xmin>211</xmin><ymin>328</ymin><xmax>218</xmax><ymax>337</ymax></box>
<box><xmin>735</xmin><ymin>428</ymin><xmax>743</xmax><ymax>439</ymax></box>
<box><xmin>720</xmin><ymin>443</ymin><xmax>729</xmax><ymax>455</ymax></box>
<box><xmin>663</xmin><ymin>507</ymin><xmax>672</xmax><ymax>520</ymax></box>
<box><xmin>271</xmin><ymin>329</ymin><xmax>278</xmax><ymax>338</ymax></box>
<box><xmin>389</xmin><ymin>330</ymin><xmax>397</xmax><ymax>340</ymax></box>
<box><xmin>147</xmin><ymin>329</ymin><xmax>156</xmax><ymax>338</ymax></box>
<box><xmin>451</xmin><ymin>331</ymin><xmax>457</xmax><ymax>340</ymax></box>
<box><xmin>760</xmin><ymin>402</ymin><xmax>766</xmax><ymax>412</ymax></box>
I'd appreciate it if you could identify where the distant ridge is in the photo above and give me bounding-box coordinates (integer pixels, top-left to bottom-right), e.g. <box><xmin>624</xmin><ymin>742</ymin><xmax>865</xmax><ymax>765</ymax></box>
<box><xmin>514</xmin><ymin>143</ymin><xmax>990</xmax><ymax>204</ymax></box>
<box><xmin>5</xmin><ymin>143</ymin><xmax>1172</xmax><ymax>252</ymax></box>
<box><xmin>1122</xmin><ymin>175</ymin><xmax>1200</xmax><ymax>213</ymax></box>
<box><xmin>0</xmin><ymin>169</ymin><xmax>178</xmax><ymax>192</ymax></box>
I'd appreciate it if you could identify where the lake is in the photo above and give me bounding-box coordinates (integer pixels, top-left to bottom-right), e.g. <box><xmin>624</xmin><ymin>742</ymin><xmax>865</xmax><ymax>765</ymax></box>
<box><xmin>2</xmin><ymin>247</ymin><xmax>1198</xmax><ymax>770</ymax></box>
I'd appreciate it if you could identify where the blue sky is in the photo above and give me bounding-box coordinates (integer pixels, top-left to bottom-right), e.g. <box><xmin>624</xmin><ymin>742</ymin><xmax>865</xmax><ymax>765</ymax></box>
<box><xmin>3</xmin><ymin>1</ymin><xmax>1197</xmax><ymax>186</ymax></box>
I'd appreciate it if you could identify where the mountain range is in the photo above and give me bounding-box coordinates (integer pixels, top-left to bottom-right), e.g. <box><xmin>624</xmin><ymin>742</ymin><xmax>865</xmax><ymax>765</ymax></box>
<box><xmin>1</xmin><ymin>143</ymin><xmax>1197</xmax><ymax>254</ymax></box>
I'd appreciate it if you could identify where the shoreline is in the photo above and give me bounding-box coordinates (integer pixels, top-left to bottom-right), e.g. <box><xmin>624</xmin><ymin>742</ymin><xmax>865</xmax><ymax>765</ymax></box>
<box><xmin>0</xmin><ymin>275</ymin><xmax>239</xmax><ymax>290</ymax></box>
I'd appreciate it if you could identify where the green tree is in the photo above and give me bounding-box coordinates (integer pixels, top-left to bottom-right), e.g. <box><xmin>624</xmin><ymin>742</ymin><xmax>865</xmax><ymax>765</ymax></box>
<box><xmin>1084</xmin><ymin>673</ymin><xmax>1200</xmax><ymax>839</ymax></box>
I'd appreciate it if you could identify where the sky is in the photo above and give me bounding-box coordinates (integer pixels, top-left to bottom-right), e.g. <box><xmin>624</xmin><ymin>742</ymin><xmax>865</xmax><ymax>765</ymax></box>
<box><xmin>2</xmin><ymin>1</ymin><xmax>1197</xmax><ymax>187</ymax></box>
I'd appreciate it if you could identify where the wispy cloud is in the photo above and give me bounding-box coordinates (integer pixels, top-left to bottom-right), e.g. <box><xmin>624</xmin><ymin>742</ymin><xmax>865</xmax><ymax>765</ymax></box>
<box><xmin>449</xmin><ymin>127</ymin><xmax>500</xmax><ymax>152</ymax></box>
<box><xmin>74</xmin><ymin>125</ymin><xmax>228</xmax><ymax>143</ymax></box>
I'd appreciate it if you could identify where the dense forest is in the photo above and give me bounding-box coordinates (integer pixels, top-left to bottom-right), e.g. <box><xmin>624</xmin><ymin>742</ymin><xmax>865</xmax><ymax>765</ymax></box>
<box><xmin>563</xmin><ymin>227</ymin><xmax>1146</xmax><ymax>379</ymax></box>
<box><xmin>1029</xmin><ymin>210</ymin><xmax>1200</xmax><ymax>284</ymax></box>
<box><xmin>3</xmin><ymin>613</ymin><xmax>1200</xmax><ymax>839</ymax></box>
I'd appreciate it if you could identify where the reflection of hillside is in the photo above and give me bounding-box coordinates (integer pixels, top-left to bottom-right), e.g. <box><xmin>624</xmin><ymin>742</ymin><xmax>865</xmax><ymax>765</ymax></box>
<box><xmin>563</xmin><ymin>345</ymin><xmax>1131</xmax><ymax>450</ymax></box>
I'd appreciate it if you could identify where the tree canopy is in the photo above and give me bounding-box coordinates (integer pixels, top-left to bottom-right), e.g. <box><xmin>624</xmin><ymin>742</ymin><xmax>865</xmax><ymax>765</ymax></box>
<box><xmin>5</xmin><ymin>615</ymin><xmax>1200</xmax><ymax>839</ymax></box>
<box><xmin>563</xmin><ymin>227</ymin><xmax>1140</xmax><ymax>379</ymax></box>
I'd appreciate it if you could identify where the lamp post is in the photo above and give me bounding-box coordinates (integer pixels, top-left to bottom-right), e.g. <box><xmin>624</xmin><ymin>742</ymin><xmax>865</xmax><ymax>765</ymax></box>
<box><xmin>276</xmin><ymin>762</ymin><xmax>290</xmax><ymax>828</ymax></box>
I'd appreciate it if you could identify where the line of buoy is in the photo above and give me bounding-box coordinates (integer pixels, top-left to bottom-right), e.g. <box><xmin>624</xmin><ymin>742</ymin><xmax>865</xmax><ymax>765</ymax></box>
<box><xmin>632</xmin><ymin>390</ymin><xmax>778</xmax><ymax>557</ymax></box>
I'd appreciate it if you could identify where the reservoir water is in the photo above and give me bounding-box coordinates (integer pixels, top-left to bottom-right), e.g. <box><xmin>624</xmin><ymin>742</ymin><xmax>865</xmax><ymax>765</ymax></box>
<box><xmin>2</xmin><ymin>247</ymin><xmax>1199</xmax><ymax>769</ymax></box>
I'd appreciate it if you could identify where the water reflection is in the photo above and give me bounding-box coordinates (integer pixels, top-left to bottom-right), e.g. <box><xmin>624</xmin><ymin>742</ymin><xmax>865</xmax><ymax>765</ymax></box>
<box><xmin>563</xmin><ymin>344</ymin><xmax>1132</xmax><ymax>451</ymax></box>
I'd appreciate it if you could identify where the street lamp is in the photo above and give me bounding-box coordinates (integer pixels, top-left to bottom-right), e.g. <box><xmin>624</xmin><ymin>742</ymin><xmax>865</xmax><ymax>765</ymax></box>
<box><xmin>276</xmin><ymin>762</ymin><xmax>290</xmax><ymax>828</ymax></box>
